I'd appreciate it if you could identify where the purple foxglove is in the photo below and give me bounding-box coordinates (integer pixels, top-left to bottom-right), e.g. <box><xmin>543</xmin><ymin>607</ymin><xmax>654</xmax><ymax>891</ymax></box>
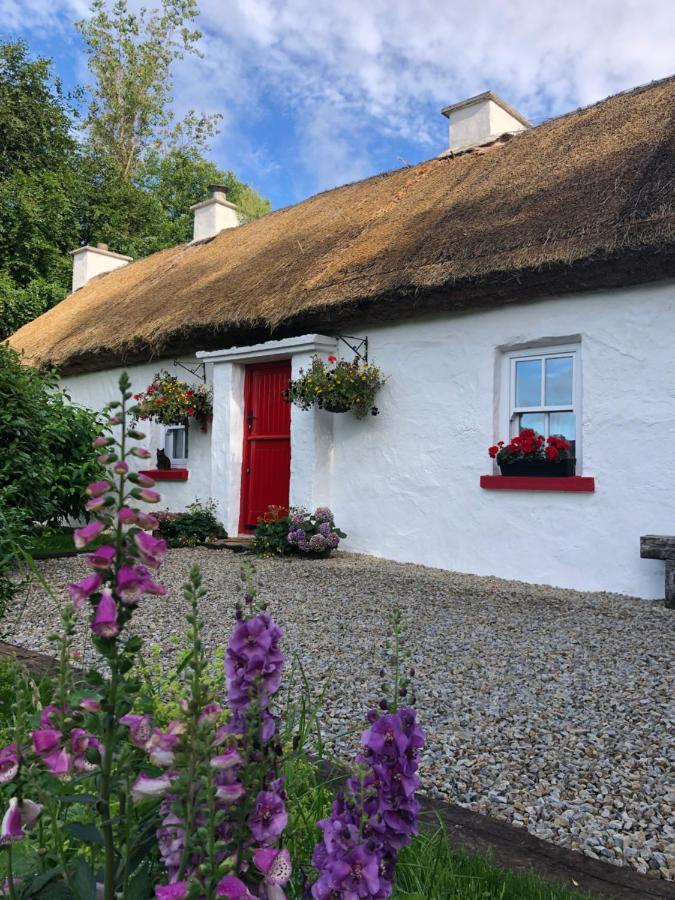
<box><xmin>19</xmin><ymin>799</ymin><xmax>43</xmax><ymax>830</ymax></box>
<box><xmin>87</xmin><ymin>544</ymin><xmax>116</xmax><ymax>570</ymax></box>
<box><xmin>97</xmin><ymin>453</ymin><xmax>111</xmax><ymax>464</ymax></box>
<box><xmin>198</xmin><ymin>703</ymin><xmax>222</xmax><ymax>725</ymax></box>
<box><xmin>86</xmin><ymin>480</ymin><xmax>111</xmax><ymax>498</ymax></box>
<box><xmin>85</xmin><ymin>497</ymin><xmax>106</xmax><ymax>512</ymax></box>
<box><xmin>137</xmin><ymin>473</ymin><xmax>156</xmax><ymax>488</ymax></box>
<box><xmin>155</xmin><ymin>883</ymin><xmax>189</xmax><ymax>900</ymax></box>
<box><xmin>210</xmin><ymin>748</ymin><xmax>242</xmax><ymax>770</ymax></box>
<box><xmin>41</xmin><ymin>748</ymin><xmax>71</xmax><ymax>777</ymax></box>
<box><xmin>68</xmin><ymin>574</ymin><xmax>103</xmax><ymax>609</ymax></box>
<box><xmin>119</xmin><ymin>714</ymin><xmax>152</xmax><ymax>748</ymax></box>
<box><xmin>215</xmin><ymin>782</ymin><xmax>245</xmax><ymax>804</ymax></box>
<box><xmin>131</xmin><ymin>772</ymin><xmax>173</xmax><ymax>804</ymax></box>
<box><xmin>215</xmin><ymin>876</ymin><xmax>254</xmax><ymax>899</ymax></box>
<box><xmin>113</xmin><ymin>461</ymin><xmax>129</xmax><ymax>474</ymax></box>
<box><xmin>253</xmin><ymin>847</ymin><xmax>292</xmax><ymax>887</ymax></box>
<box><xmin>146</xmin><ymin>729</ymin><xmax>179</xmax><ymax>768</ymax></box>
<box><xmin>80</xmin><ymin>697</ymin><xmax>102</xmax><ymax>713</ymax></box>
<box><xmin>74</xmin><ymin>519</ymin><xmax>105</xmax><ymax>549</ymax></box>
<box><xmin>91</xmin><ymin>589</ymin><xmax>119</xmax><ymax>638</ymax></box>
<box><xmin>0</xmin><ymin>799</ymin><xmax>23</xmax><ymax>844</ymax></box>
<box><xmin>118</xmin><ymin>506</ymin><xmax>137</xmax><ymax>524</ymax></box>
<box><xmin>248</xmin><ymin>791</ymin><xmax>288</xmax><ymax>843</ymax></box>
<box><xmin>138</xmin><ymin>488</ymin><xmax>161</xmax><ymax>504</ymax></box>
<box><xmin>0</xmin><ymin>745</ymin><xmax>18</xmax><ymax>784</ymax></box>
<box><xmin>137</xmin><ymin>511</ymin><xmax>159</xmax><ymax>530</ymax></box>
<box><xmin>134</xmin><ymin>531</ymin><xmax>167</xmax><ymax>569</ymax></box>
<box><xmin>92</xmin><ymin>436</ymin><xmax>109</xmax><ymax>448</ymax></box>
<box><xmin>130</xmin><ymin>447</ymin><xmax>152</xmax><ymax>459</ymax></box>
<box><xmin>32</xmin><ymin>728</ymin><xmax>61</xmax><ymax>755</ymax></box>
<box><xmin>116</xmin><ymin>565</ymin><xmax>148</xmax><ymax>604</ymax></box>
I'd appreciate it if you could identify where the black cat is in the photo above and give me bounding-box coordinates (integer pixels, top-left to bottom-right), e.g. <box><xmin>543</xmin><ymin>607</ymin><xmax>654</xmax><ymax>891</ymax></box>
<box><xmin>156</xmin><ymin>448</ymin><xmax>172</xmax><ymax>470</ymax></box>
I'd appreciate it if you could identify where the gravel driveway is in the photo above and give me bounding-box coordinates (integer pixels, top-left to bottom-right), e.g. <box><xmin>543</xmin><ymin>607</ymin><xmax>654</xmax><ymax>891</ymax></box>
<box><xmin>11</xmin><ymin>549</ymin><xmax>675</xmax><ymax>881</ymax></box>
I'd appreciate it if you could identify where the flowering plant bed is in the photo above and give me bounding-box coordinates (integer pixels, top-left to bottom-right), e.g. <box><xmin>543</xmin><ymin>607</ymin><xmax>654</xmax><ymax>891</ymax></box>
<box><xmin>283</xmin><ymin>354</ymin><xmax>387</xmax><ymax>419</ymax></box>
<box><xmin>489</xmin><ymin>428</ymin><xmax>575</xmax><ymax>476</ymax></box>
<box><xmin>133</xmin><ymin>370</ymin><xmax>213</xmax><ymax>430</ymax></box>
<box><xmin>254</xmin><ymin>504</ymin><xmax>346</xmax><ymax>556</ymax></box>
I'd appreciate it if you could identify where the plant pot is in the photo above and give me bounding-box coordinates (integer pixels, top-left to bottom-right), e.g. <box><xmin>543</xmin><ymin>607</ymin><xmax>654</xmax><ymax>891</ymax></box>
<box><xmin>499</xmin><ymin>458</ymin><xmax>576</xmax><ymax>477</ymax></box>
<box><xmin>322</xmin><ymin>401</ymin><xmax>352</xmax><ymax>414</ymax></box>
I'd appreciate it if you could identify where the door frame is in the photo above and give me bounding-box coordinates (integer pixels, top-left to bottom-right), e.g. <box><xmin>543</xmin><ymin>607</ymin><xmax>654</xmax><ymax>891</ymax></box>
<box><xmin>238</xmin><ymin>359</ymin><xmax>291</xmax><ymax>534</ymax></box>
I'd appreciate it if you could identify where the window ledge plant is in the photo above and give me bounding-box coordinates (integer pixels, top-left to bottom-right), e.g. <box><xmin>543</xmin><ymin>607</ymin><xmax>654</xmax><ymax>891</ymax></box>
<box><xmin>489</xmin><ymin>428</ymin><xmax>574</xmax><ymax>477</ymax></box>
<box><xmin>133</xmin><ymin>370</ymin><xmax>213</xmax><ymax>431</ymax></box>
<box><xmin>283</xmin><ymin>354</ymin><xmax>386</xmax><ymax>419</ymax></box>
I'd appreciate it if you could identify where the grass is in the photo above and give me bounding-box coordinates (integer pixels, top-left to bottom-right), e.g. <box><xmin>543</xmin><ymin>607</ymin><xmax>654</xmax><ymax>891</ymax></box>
<box><xmin>26</xmin><ymin>526</ymin><xmax>105</xmax><ymax>557</ymax></box>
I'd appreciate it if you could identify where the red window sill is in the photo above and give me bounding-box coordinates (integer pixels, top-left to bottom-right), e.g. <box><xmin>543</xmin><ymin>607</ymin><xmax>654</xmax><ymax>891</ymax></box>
<box><xmin>139</xmin><ymin>468</ymin><xmax>189</xmax><ymax>482</ymax></box>
<box><xmin>480</xmin><ymin>475</ymin><xmax>595</xmax><ymax>492</ymax></box>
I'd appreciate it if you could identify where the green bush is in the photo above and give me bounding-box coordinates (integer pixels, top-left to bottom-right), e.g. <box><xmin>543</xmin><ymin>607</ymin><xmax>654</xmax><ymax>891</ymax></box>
<box><xmin>155</xmin><ymin>498</ymin><xmax>227</xmax><ymax>547</ymax></box>
<box><xmin>253</xmin><ymin>505</ymin><xmax>294</xmax><ymax>555</ymax></box>
<box><xmin>254</xmin><ymin>505</ymin><xmax>346</xmax><ymax>556</ymax></box>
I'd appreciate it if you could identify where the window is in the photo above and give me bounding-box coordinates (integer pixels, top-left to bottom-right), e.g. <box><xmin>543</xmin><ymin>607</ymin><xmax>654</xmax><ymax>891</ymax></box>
<box><xmin>165</xmin><ymin>425</ymin><xmax>188</xmax><ymax>466</ymax></box>
<box><xmin>504</xmin><ymin>344</ymin><xmax>580</xmax><ymax>457</ymax></box>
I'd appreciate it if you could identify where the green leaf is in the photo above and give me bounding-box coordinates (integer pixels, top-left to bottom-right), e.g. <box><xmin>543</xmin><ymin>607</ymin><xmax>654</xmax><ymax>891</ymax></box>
<box><xmin>70</xmin><ymin>856</ymin><xmax>96</xmax><ymax>900</ymax></box>
<box><xmin>65</xmin><ymin>822</ymin><xmax>104</xmax><ymax>845</ymax></box>
<box><xmin>60</xmin><ymin>794</ymin><xmax>98</xmax><ymax>805</ymax></box>
<box><xmin>24</xmin><ymin>867</ymin><xmax>60</xmax><ymax>895</ymax></box>
<box><xmin>125</xmin><ymin>862</ymin><xmax>150</xmax><ymax>900</ymax></box>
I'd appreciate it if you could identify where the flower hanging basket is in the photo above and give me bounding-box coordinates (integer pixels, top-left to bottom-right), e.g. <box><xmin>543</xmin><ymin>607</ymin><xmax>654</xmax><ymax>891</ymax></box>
<box><xmin>283</xmin><ymin>354</ymin><xmax>387</xmax><ymax>419</ymax></box>
<box><xmin>133</xmin><ymin>371</ymin><xmax>213</xmax><ymax>430</ymax></box>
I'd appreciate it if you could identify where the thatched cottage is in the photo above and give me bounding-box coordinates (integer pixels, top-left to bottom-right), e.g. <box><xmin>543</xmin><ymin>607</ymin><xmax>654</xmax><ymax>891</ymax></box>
<box><xmin>9</xmin><ymin>77</ymin><xmax>675</xmax><ymax>599</ymax></box>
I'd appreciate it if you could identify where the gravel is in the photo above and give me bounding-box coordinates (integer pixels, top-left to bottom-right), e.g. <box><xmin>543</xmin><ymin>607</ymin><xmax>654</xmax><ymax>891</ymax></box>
<box><xmin>10</xmin><ymin>549</ymin><xmax>675</xmax><ymax>881</ymax></box>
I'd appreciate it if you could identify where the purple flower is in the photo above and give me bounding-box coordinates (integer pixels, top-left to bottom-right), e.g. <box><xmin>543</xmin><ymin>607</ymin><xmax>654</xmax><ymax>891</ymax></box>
<box><xmin>145</xmin><ymin>728</ymin><xmax>179</xmax><ymax>767</ymax></box>
<box><xmin>318</xmin><ymin>522</ymin><xmax>331</xmax><ymax>537</ymax></box>
<box><xmin>116</xmin><ymin>564</ymin><xmax>165</xmax><ymax>604</ymax></box>
<box><xmin>134</xmin><ymin>531</ymin><xmax>167</xmax><ymax>568</ymax></box>
<box><xmin>138</xmin><ymin>488</ymin><xmax>161</xmax><ymax>504</ymax></box>
<box><xmin>130</xmin><ymin>446</ymin><xmax>152</xmax><ymax>459</ymax></box>
<box><xmin>86</xmin><ymin>480</ymin><xmax>111</xmax><ymax>498</ymax></box>
<box><xmin>137</xmin><ymin>472</ymin><xmax>156</xmax><ymax>487</ymax></box>
<box><xmin>308</xmin><ymin>533</ymin><xmax>328</xmax><ymax>553</ymax></box>
<box><xmin>87</xmin><ymin>544</ymin><xmax>116</xmax><ymax>570</ymax></box>
<box><xmin>74</xmin><ymin>519</ymin><xmax>105</xmax><ymax>549</ymax></box>
<box><xmin>155</xmin><ymin>882</ymin><xmax>189</xmax><ymax>900</ymax></box>
<box><xmin>85</xmin><ymin>496</ymin><xmax>106</xmax><ymax>512</ymax></box>
<box><xmin>314</xmin><ymin>507</ymin><xmax>334</xmax><ymax>525</ymax></box>
<box><xmin>120</xmin><ymin>714</ymin><xmax>152</xmax><ymax>748</ymax></box>
<box><xmin>0</xmin><ymin>746</ymin><xmax>18</xmax><ymax>785</ymax></box>
<box><xmin>253</xmin><ymin>847</ymin><xmax>292</xmax><ymax>886</ymax></box>
<box><xmin>41</xmin><ymin>748</ymin><xmax>72</xmax><ymax>778</ymax></box>
<box><xmin>215</xmin><ymin>782</ymin><xmax>245</xmax><ymax>804</ymax></box>
<box><xmin>113</xmin><ymin>461</ymin><xmax>129</xmax><ymax>474</ymax></box>
<box><xmin>210</xmin><ymin>748</ymin><xmax>242</xmax><ymax>770</ymax></box>
<box><xmin>71</xmin><ymin>729</ymin><xmax>102</xmax><ymax>773</ymax></box>
<box><xmin>290</xmin><ymin>512</ymin><xmax>305</xmax><ymax>526</ymax></box>
<box><xmin>215</xmin><ymin>875</ymin><xmax>254</xmax><ymax>898</ymax></box>
<box><xmin>91</xmin><ymin>589</ymin><xmax>119</xmax><ymax>638</ymax></box>
<box><xmin>80</xmin><ymin>697</ymin><xmax>101</xmax><ymax>713</ymax></box>
<box><xmin>118</xmin><ymin>506</ymin><xmax>137</xmax><ymax>524</ymax></box>
<box><xmin>157</xmin><ymin>810</ymin><xmax>185</xmax><ymax>881</ymax></box>
<box><xmin>68</xmin><ymin>573</ymin><xmax>102</xmax><ymax>609</ymax></box>
<box><xmin>131</xmin><ymin>772</ymin><xmax>173</xmax><ymax>803</ymax></box>
<box><xmin>32</xmin><ymin>728</ymin><xmax>61</xmax><ymax>755</ymax></box>
<box><xmin>137</xmin><ymin>511</ymin><xmax>159</xmax><ymax>530</ymax></box>
<box><xmin>225</xmin><ymin>613</ymin><xmax>284</xmax><ymax>735</ymax></box>
<box><xmin>39</xmin><ymin>705</ymin><xmax>62</xmax><ymax>727</ymax></box>
<box><xmin>0</xmin><ymin>798</ymin><xmax>41</xmax><ymax>844</ymax></box>
<box><xmin>248</xmin><ymin>790</ymin><xmax>288</xmax><ymax>843</ymax></box>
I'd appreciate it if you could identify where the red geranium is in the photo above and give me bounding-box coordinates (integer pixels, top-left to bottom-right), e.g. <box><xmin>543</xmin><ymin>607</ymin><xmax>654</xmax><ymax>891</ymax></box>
<box><xmin>488</xmin><ymin>429</ymin><xmax>571</xmax><ymax>465</ymax></box>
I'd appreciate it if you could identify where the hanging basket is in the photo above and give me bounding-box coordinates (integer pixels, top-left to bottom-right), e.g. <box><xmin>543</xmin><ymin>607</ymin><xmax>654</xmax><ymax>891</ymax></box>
<box><xmin>322</xmin><ymin>401</ymin><xmax>352</xmax><ymax>414</ymax></box>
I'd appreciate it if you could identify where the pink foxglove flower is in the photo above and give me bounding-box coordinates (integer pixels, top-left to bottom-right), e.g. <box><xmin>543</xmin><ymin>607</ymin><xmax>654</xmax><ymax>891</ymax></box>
<box><xmin>145</xmin><ymin>729</ymin><xmax>179</xmax><ymax>768</ymax></box>
<box><xmin>19</xmin><ymin>799</ymin><xmax>42</xmax><ymax>831</ymax></box>
<box><xmin>117</xmin><ymin>506</ymin><xmax>137</xmax><ymax>524</ymax></box>
<box><xmin>0</xmin><ymin>745</ymin><xmax>18</xmax><ymax>784</ymax></box>
<box><xmin>92</xmin><ymin>436</ymin><xmax>109</xmax><ymax>448</ymax></box>
<box><xmin>254</xmin><ymin>847</ymin><xmax>292</xmax><ymax>895</ymax></box>
<box><xmin>131</xmin><ymin>772</ymin><xmax>173</xmax><ymax>803</ymax></box>
<box><xmin>87</xmin><ymin>544</ymin><xmax>116</xmax><ymax>570</ymax></box>
<box><xmin>137</xmin><ymin>511</ymin><xmax>159</xmax><ymax>530</ymax></box>
<box><xmin>215</xmin><ymin>876</ymin><xmax>254</xmax><ymax>899</ymax></box>
<box><xmin>72</xmin><ymin>729</ymin><xmax>102</xmax><ymax>773</ymax></box>
<box><xmin>137</xmin><ymin>473</ymin><xmax>156</xmax><ymax>488</ymax></box>
<box><xmin>0</xmin><ymin>799</ymin><xmax>23</xmax><ymax>844</ymax></box>
<box><xmin>74</xmin><ymin>519</ymin><xmax>105</xmax><ymax>549</ymax></box>
<box><xmin>80</xmin><ymin>697</ymin><xmax>102</xmax><ymax>713</ymax></box>
<box><xmin>134</xmin><ymin>531</ymin><xmax>167</xmax><ymax>569</ymax></box>
<box><xmin>32</xmin><ymin>728</ymin><xmax>61</xmax><ymax>755</ymax></box>
<box><xmin>215</xmin><ymin>783</ymin><xmax>245</xmax><ymax>804</ymax></box>
<box><xmin>138</xmin><ymin>488</ymin><xmax>161</xmax><ymax>504</ymax></box>
<box><xmin>210</xmin><ymin>748</ymin><xmax>243</xmax><ymax>771</ymax></box>
<box><xmin>68</xmin><ymin>573</ymin><xmax>102</xmax><ymax>609</ymax></box>
<box><xmin>155</xmin><ymin>883</ymin><xmax>189</xmax><ymax>900</ymax></box>
<box><xmin>86</xmin><ymin>480</ymin><xmax>111</xmax><ymax>498</ymax></box>
<box><xmin>120</xmin><ymin>714</ymin><xmax>152</xmax><ymax>748</ymax></box>
<box><xmin>41</xmin><ymin>748</ymin><xmax>72</xmax><ymax>778</ymax></box>
<box><xmin>39</xmin><ymin>705</ymin><xmax>63</xmax><ymax>727</ymax></box>
<box><xmin>130</xmin><ymin>447</ymin><xmax>152</xmax><ymax>459</ymax></box>
<box><xmin>198</xmin><ymin>703</ymin><xmax>222</xmax><ymax>725</ymax></box>
<box><xmin>116</xmin><ymin>565</ymin><xmax>148</xmax><ymax>604</ymax></box>
<box><xmin>113</xmin><ymin>461</ymin><xmax>129</xmax><ymax>474</ymax></box>
<box><xmin>85</xmin><ymin>497</ymin><xmax>106</xmax><ymax>512</ymax></box>
<box><xmin>91</xmin><ymin>590</ymin><xmax>119</xmax><ymax>638</ymax></box>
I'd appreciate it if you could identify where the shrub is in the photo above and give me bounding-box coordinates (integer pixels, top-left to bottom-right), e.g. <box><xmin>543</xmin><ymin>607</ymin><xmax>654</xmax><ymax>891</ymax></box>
<box><xmin>284</xmin><ymin>353</ymin><xmax>387</xmax><ymax>418</ymax></box>
<box><xmin>254</xmin><ymin>505</ymin><xmax>346</xmax><ymax>557</ymax></box>
<box><xmin>0</xmin><ymin>375</ymin><xmax>424</xmax><ymax>899</ymax></box>
<box><xmin>155</xmin><ymin>498</ymin><xmax>227</xmax><ymax>547</ymax></box>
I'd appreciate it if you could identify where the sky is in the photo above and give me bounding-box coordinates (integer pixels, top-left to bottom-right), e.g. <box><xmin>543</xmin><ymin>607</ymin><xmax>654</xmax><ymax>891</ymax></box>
<box><xmin>2</xmin><ymin>0</ymin><xmax>674</xmax><ymax>211</ymax></box>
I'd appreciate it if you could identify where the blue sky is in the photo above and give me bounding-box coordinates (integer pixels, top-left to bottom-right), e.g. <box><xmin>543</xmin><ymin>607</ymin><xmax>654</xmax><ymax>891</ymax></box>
<box><xmin>2</xmin><ymin>0</ymin><xmax>674</xmax><ymax>211</ymax></box>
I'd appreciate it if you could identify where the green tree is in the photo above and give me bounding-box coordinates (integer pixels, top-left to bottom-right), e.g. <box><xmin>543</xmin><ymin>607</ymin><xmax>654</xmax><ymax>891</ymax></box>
<box><xmin>77</xmin><ymin>0</ymin><xmax>220</xmax><ymax>179</ymax></box>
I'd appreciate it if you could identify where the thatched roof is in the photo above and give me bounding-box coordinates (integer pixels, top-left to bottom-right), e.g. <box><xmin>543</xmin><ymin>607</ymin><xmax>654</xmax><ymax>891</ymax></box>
<box><xmin>9</xmin><ymin>76</ymin><xmax>675</xmax><ymax>375</ymax></box>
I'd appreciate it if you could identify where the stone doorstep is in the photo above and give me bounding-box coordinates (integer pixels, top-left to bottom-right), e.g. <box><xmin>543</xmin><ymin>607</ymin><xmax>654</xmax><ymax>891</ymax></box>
<box><xmin>2</xmin><ymin>641</ymin><xmax>673</xmax><ymax>900</ymax></box>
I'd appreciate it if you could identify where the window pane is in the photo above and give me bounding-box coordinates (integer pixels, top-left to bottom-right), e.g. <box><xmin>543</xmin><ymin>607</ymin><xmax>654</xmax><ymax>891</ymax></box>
<box><xmin>515</xmin><ymin>359</ymin><xmax>541</xmax><ymax>407</ymax></box>
<box><xmin>545</xmin><ymin>357</ymin><xmax>573</xmax><ymax>405</ymax></box>
<box><xmin>518</xmin><ymin>412</ymin><xmax>545</xmax><ymax>435</ymax></box>
<box><xmin>549</xmin><ymin>411</ymin><xmax>575</xmax><ymax>441</ymax></box>
<box><xmin>168</xmin><ymin>428</ymin><xmax>186</xmax><ymax>459</ymax></box>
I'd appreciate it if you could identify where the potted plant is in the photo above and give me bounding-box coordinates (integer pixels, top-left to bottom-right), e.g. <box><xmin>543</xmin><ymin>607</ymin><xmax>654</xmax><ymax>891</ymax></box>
<box><xmin>254</xmin><ymin>505</ymin><xmax>346</xmax><ymax>557</ymax></box>
<box><xmin>283</xmin><ymin>354</ymin><xmax>387</xmax><ymax>419</ymax></box>
<box><xmin>489</xmin><ymin>428</ymin><xmax>575</xmax><ymax>476</ymax></box>
<box><xmin>133</xmin><ymin>371</ymin><xmax>213</xmax><ymax>431</ymax></box>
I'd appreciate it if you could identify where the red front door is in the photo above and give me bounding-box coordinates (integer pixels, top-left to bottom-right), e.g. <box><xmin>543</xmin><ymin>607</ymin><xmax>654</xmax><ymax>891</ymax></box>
<box><xmin>239</xmin><ymin>361</ymin><xmax>291</xmax><ymax>533</ymax></box>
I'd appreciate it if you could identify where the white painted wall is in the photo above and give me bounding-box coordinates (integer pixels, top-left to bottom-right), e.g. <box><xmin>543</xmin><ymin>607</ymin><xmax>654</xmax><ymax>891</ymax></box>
<box><xmin>61</xmin><ymin>360</ymin><xmax>213</xmax><ymax>515</ymax></box>
<box><xmin>327</xmin><ymin>281</ymin><xmax>675</xmax><ymax>599</ymax></box>
<box><xmin>60</xmin><ymin>280</ymin><xmax>675</xmax><ymax>598</ymax></box>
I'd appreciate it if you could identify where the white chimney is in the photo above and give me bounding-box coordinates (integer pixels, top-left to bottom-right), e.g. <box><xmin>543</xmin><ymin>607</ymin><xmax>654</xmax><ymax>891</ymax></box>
<box><xmin>70</xmin><ymin>243</ymin><xmax>133</xmax><ymax>292</ymax></box>
<box><xmin>190</xmin><ymin>185</ymin><xmax>239</xmax><ymax>242</ymax></box>
<box><xmin>441</xmin><ymin>91</ymin><xmax>530</xmax><ymax>154</ymax></box>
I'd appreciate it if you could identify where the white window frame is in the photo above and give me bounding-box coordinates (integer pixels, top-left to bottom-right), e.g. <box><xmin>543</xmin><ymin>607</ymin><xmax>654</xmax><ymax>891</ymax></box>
<box><xmin>164</xmin><ymin>424</ymin><xmax>188</xmax><ymax>467</ymax></box>
<box><xmin>500</xmin><ymin>342</ymin><xmax>582</xmax><ymax>469</ymax></box>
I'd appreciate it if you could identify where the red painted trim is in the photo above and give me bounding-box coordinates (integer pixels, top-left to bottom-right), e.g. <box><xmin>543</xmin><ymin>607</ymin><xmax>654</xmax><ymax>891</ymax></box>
<box><xmin>139</xmin><ymin>468</ymin><xmax>189</xmax><ymax>482</ymax></box>
<box><xmin>480</xmin><ymin>475</ymin><xmax>595</xmax><ymax>492</ymax></box>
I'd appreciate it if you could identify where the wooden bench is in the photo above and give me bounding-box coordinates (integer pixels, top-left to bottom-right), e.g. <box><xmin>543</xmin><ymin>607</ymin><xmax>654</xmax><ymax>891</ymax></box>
<box><xmin>640</xmin><ymin>535</ymin><xmax>675</xmax><ymax>608</ymax></box>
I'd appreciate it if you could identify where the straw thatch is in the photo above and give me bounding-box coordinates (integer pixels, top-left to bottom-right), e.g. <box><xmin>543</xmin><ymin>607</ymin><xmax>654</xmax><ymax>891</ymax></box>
<box><xmin>9</xmin><ymin>76</ymin><xmax>675</xmax><ymax>374</ymax></box>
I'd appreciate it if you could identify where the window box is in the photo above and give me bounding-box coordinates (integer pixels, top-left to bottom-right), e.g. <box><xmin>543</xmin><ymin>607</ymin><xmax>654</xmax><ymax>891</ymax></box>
<box><xmin>480</xmin><ymin>475</ymin><xmax>595</xmax><ymax>492</ymax></box>
<box><xmin>139</xmin><ymin>468</ymin><xmax>189</xmax><ymax>482</ymax></box>
<box><xmin>498</xmin><ymin>458</ymin><xmax>576</xmax><ymax>477</ymax></box>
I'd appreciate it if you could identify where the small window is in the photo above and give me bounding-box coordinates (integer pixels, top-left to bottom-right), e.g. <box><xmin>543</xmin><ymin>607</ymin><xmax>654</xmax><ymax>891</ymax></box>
<box><xmin>506</xmin><ymin>345</ymin><xmax>579</xmax><ymax>456</ymax></box>
<box><xmin>165</xmin><ymin>425</ymin><xmax>188</xmax><ymax>466</ymax></box>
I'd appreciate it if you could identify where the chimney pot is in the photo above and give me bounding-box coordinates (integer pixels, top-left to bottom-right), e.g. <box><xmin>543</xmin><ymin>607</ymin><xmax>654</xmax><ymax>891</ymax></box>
<box><xmin>69</xmin><ymin>244</ymin><xmax>132</xmax><ymax>292</ymax></box>
<box><xmin>96</xmin><ymin>242</ymin><xmax>109</xmax><ymax>251</ymax></box>
<box><xmin>441</xmin><ymin>91</ymin><xmax>530</xmax><ymax>155</ymax></box>
<box><xmin>190</xmin><ymin>186</ymin><xmax>239</xmax><ymax>242</ymax></box>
